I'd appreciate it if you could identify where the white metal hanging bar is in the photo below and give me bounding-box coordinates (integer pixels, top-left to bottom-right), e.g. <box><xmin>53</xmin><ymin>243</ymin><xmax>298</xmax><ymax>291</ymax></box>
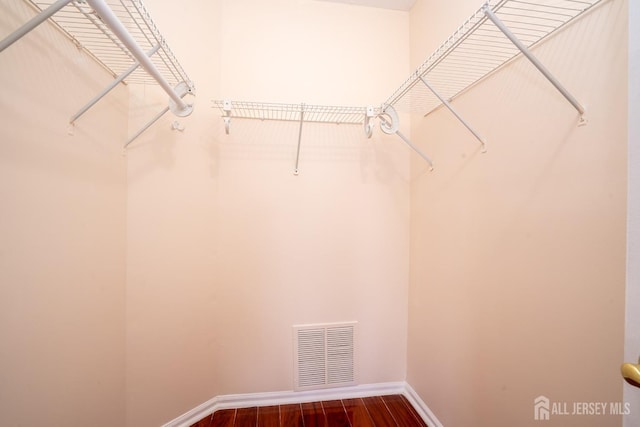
<box><xmin>70</xmin><ymin>43</ymin><xmax>161</xmax><ymax>125</ymax></box>
<box><xmin>84</xmin><ymin>0</ymin><xmax>192</xmax><ymax>117</ymax></box>
<box><xmin>417</xmin><ymin>75</ymin><xmax>487</xmax><ymax>152</ymax></box>
<box><xmin>0</xmin><ymin>0</ymin><xmax>71</xmax><ymax>52</ymax></box>
<box><xmin>294</xmin><ymin>104</ymin><xmax>305</xmax><ymax>176</ymax></box>
<box><xmin>482</xmin><ymin>3</ymin><xmax>586</xmax><ymax>123</ymax></box>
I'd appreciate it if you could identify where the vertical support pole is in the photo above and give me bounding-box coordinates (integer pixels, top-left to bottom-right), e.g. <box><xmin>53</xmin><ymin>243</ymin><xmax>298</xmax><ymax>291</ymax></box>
<box><xmin>483</xmin><ymin>4</ymin><xmax>587</xmax><ymax>123</ymax></box>
<box><xmin>418</xmin><ymin>75</ymin><xmax>487</xmax><ymax>152</ymax></box>
<box><xmin>70</xmin><ymin>43</ymin><xmax>161</xmax><ymax>124</ymax></box>
<box><xmin>294</xmin><ymin>104</ymin><xmax>305</xmax><ymax>176</ymax></box>
<box><xmin>0</xmin><ymin>0</ymin><xmax>72</xmax><ymax>53</ymax></box>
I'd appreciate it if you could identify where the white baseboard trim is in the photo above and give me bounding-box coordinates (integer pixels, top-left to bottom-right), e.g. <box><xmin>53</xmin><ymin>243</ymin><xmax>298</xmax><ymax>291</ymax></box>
<box><xmin>402</xmin><ymin>382</ymin><xmax>444</xmax><ymax>427</ymax></box>
<box><xmin>163</xmin><ymin>381</ymin><xmax>442</xmax><ymax>427</ymax></box>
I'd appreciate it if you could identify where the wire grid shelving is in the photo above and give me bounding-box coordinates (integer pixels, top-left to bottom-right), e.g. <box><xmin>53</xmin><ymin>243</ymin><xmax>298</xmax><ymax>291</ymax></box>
<box><xmin>385</xmin><ymin>0</ymin><xmax>602</xmax><ymax>115</ymax></box>
<box><xmin>212</xmin><ymin>100</ymin><xmax>375</xmax><ymax>125</ymax></box>
<box><xmin>25</xmin><ymin>0</ymin><xmax>194</xmax><ymax>91</ymax></box>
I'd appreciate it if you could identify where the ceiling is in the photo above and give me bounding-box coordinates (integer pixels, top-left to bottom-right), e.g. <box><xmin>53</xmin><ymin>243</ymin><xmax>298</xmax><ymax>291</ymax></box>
<box><xmin>314</xmin><ymin>0</ymin><xmax>416</xmax><ymax>11</ymax></box>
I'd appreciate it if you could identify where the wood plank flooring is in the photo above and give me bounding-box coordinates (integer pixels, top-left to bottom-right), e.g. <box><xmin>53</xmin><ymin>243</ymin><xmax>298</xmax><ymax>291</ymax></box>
<box><xmin>190</xmin><ymin>394</ymin><xmax>427</xmax><ymax>427</ymax></box>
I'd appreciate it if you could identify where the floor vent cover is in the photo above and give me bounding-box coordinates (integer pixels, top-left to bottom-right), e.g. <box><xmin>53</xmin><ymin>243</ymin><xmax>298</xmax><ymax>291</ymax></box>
<box><xmin>293</xmin><ymin>322</ymin><xmax>357</xmax><ymax>391</ymax></box>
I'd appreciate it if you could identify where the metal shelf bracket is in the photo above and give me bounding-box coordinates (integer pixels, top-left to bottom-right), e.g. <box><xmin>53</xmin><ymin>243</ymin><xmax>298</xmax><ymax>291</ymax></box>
<box><xmin>380</xmin><ymin>104</ymin><xmax>434</xmax><ymax>171</ymax></box>
<box><xmin>364</xmin><ymin>106</ymin><xmax>376</xmax><ymax>139</ymax></box>
<box><xmin>418</xmin><ymin>76</ymin><xmax>487</xmax><ymax>152</ymax></box>
<box><xmin>222</xmin><ymin>100</ymin><xmax>232</xmax><ymax>134</ymax></box>
<box><xmin>70</xmin><ymin>43</ymin><xmax>162</xmax><ymax>125</ymax></box>
<box><xmin>482</xmin><ymin>4</ymin><xmax>587</xmax><ymax>125</ymax></box>
<box><xmin>294</xmin><ymin>104</ymin><xmax>305</xmax><ymax>176</ymax></box>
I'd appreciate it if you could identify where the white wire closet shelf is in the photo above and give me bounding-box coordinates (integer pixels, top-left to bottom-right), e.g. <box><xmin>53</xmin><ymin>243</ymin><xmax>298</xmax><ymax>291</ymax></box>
<box><xmin>213</xmin><ymin>100</ymin><xmax>380</xmax><ymax>175</ymax></box>
<box><xmin>212</xmin><ymin>100</ymin><xmax>374</xmax><ymax>125</ymax></box>
<box><xmin>27</xmin><ymin>0</ymin><xmax>192</xmax><ymax>88</ymax></box>
<box><xmin>385</xmin><ymin>0</ymin><xmax>602</xmax><ymax>118</ymax></box>
<box><xmin>1</xmin><ymin>0</ymin><xmax>196</xmax><ymax>146</ymax></box>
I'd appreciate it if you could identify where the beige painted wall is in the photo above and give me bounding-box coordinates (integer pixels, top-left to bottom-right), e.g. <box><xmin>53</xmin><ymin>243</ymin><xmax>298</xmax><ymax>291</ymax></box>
<box><xmin>1</xmin><ymin>1</ymin><xmax>627</xmax><ymax>426</ymax></box>
<box><xmin>125</xmin><ymin>1</ymin><xmax>411</xmax><ymax>425</ymax></box>
<box><xmin>0</xmin><ymin>1</ymin><xmax>128</xmax><ymax>426</ymax></box>
<box><xmin>407</xmin><ymin>0</ymin><xmax>628</xmax><ymax>426</ymax></box>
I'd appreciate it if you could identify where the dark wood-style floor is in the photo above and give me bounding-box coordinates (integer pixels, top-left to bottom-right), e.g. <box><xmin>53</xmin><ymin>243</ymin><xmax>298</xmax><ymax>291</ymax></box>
<box><xmin>190</xmin><ymin>394</ymin><xmax>428</xmax><ymax>427</ymax></box>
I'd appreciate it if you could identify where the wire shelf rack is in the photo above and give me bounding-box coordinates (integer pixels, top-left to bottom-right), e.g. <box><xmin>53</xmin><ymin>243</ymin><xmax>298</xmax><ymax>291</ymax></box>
<box><xmin>25</xmin><ymin>0</ymin><xmax>194</xmax><ymax>91</ymax></box>
<box><xmin>212</xmin><ymin>100</ymin><xmax>374</xmax><ymax>125</ymax></box>
<box><xmin>385</xmin><ymin>0</ymin><xmax>602</xmax><ymax>115</ymax></box>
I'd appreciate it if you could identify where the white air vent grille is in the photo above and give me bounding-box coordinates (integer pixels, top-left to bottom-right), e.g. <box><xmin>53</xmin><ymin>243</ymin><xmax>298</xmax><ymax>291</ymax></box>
<box><xmin>293</xmin><ymin>322</ymin><xmax>356</xmax><ymax>391</ymax></box>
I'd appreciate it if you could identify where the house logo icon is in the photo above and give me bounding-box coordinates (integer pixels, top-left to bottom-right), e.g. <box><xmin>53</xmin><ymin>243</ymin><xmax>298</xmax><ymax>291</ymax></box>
<box><xmin>534</xmin><ymin>395</ymin><xmax>550</xmax><ymax>421</ymax></box>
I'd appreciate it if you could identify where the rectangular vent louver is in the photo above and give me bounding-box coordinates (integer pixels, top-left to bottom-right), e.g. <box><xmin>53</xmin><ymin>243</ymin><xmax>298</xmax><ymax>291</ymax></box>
<box><xmin>293</xmin><ymin>322</ymin><xmax>356</xmax><ymax>391</ymax></box>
